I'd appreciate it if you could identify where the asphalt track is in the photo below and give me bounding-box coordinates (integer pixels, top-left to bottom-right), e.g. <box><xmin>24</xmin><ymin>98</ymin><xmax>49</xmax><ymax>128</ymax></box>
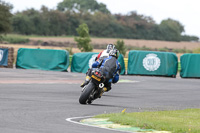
<box><xmin>0</xmin><ymin>68</ymin><xmax>200</xmax><ymax>133</ymax></box>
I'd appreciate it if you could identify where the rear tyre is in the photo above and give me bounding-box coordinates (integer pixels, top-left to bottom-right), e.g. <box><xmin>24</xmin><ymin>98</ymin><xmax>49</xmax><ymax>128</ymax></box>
<box><xmin>79</xmin><ymin>82</ymin><xmax>95</xmax><ymax>104</ymax></box>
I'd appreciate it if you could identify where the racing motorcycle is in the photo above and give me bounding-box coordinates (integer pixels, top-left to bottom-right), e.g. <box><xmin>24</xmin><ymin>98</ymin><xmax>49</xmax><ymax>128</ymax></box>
<box><xmin>79</xmin><ymin>68</ymin><xmax>105</xmax><ymax>104</ymax></box>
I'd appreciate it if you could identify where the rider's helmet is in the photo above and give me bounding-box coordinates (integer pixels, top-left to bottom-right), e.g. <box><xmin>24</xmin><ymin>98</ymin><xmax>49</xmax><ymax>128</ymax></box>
<box><xmin>106</xmin><ymin>44</ymin><xmax>115</xmax><ymax>53</ymax></box>
<box><xmin>109</xmin><ymin>49</ymin><xmax>119</xmax><ymax>59</ymax></box>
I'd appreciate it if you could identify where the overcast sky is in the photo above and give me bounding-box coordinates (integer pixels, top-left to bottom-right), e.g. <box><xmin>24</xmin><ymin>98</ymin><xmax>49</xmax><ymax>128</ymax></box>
<box><xmin>5</xmin><ymin>0</ymin><xmax>200</xmax><ymax>37</ymax></box>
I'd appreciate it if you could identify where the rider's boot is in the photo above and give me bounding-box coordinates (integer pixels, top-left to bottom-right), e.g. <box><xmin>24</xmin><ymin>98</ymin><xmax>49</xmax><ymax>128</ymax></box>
<box><xmin>80</xmin><ymin>76</ymin><xmax>91</xmax><ymax>87</ymax></box>
<box><xmin>99</xmin><ymin>87</ymin><xmax>108</xmax><ymax>98</ymax></box>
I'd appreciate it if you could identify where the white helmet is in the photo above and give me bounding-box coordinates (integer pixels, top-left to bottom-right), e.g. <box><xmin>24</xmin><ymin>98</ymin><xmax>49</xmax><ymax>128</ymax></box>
<box><xmin>106</xmin><ymin>44</ymin><xmax>115</xmax><ymax>53</ymax></box>
<box><xmin>109</xmin><ymin>49</ymin><xmax>119</xmax><ymax>59</ymax></box>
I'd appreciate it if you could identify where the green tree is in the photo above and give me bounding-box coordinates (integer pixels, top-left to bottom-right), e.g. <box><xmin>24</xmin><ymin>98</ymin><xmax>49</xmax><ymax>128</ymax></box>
<box><xmin>74</xmin><ymin>23</ymin><xmax>93</xmax><ymax>52</ymax></box>
<box><xmin>89</xmin><ymin>12</ymin><xmax>115</xmax><ymax>36</ymax></box>
<box><xmin>10</xmin><ymin>4</ymin><xmax>199</xmax><ymax>42</ymax></box>
<box><xmin>57</xmin><ymin>0</ymin><xmax>110</xmax><ymax>14</ymax></box>
<box><xmin>114</xmin><ymin>11</ymin><xmax>156</xmax><ymax>39</ymax></box>
<box><xmin>12</xmin><ymin>7</ymin><xmax>69</xmax><ymax>36</ymax></box>
<box><xmin>12</xmin><ymin>9</ymin><xmax>39</xmax><ymax>35</ymax></box>
<box><xmin>0</xmin><ymin>0</ymin><xmax>12</xmax><ymax>37</ymax></box>
<box><xmin>159</xmin><ymin>18</ymin><xmax>184</xmax><ymax>41</ymax></box>
<box><xmin>181</xmin><ymin>35</ymin><xmax>199</xmax><ymax>42</ymax></box>
<box><xmin>115</xmin><ymin>40</ymin><xmax>127</xmax><ymax>56</ymax></box>
<box><xmin>45</xmin><ymin>9</ymin><xmax>67</xmax><ymax>36</ymax></box>
<box><xmin>12</xmin><ymin>13</ymin><xmax>34</xmax><ymax>35</ymax></box>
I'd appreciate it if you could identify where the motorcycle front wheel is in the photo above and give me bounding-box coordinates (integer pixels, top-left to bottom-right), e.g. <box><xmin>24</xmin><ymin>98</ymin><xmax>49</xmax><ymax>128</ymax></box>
<box><xmin>79</xmin><ymin>82</ymin><xmax>95</xmax><ymax>104</ymax></box>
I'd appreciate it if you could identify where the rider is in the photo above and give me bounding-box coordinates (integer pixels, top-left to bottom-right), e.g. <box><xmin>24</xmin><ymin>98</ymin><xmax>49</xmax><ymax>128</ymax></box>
<box><xmin>92</xmin><ymin>49</ymin><xmax>121</xmax><ymax>94</ymax></box>
<box><xmin>96</xmin><ymin>43</ymin><xmax>115</xmax><ymax>61</ymax></box>
<box><xmin>80</xmin><ymin>44</ymin><xmax>115</xmax><ymax>87</ymax></box>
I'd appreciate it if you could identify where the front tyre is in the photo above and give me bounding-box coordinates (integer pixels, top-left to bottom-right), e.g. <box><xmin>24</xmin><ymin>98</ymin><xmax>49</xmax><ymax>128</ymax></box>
<box><xmin>79</xmin><ymin>82</ymin><xmax>95</xmax><ymax>104</ymax></box>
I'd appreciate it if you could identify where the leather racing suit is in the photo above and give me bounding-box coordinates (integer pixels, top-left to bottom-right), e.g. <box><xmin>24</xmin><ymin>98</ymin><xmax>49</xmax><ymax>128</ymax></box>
<box><xmin>92</xmin><ymin>55</ymin><xmax>121</xmax><ymax>91</ymax></box>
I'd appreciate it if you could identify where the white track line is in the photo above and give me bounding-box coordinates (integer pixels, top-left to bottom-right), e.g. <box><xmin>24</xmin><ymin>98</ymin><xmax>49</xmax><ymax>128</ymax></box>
<box><xmin>66</xmin><ymin>116</ymin><xmax>137</xmax><ymax>133</ymax></box>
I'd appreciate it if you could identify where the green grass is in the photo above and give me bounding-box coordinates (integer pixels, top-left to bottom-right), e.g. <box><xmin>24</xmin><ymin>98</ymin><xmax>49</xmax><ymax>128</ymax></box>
<box><xmin>178</xmin><ymin>62</ymin><xmax>181</xmax><ymax>71</ymax></box>
<box><xmin>193</xmin><ymin>48</ymin><xmax>200</xmax><ymax>53</ymax></box>
<box><xmin>6</xmin><ymin>34</ymin><xmax>74</xmax><ymax>38</ymax></box>
<box><xmin>95</xmin><ymin>109</ymin><xmax>200</xmax><ymax>133</ymax></box>
<box><xmin>127</xmin><ymin>46</ymin><xmax>193</xmax><ymax>54</ymax></box>
<box><xmin>2</xmin><ymin>34</ymin><xmax>29</xmax><ymax>44</ymax></box>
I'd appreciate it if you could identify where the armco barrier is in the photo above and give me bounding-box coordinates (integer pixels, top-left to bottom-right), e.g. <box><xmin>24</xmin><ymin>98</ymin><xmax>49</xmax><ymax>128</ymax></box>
<box><xmin>180</xmin><ymin>53</ymin><xmax>200</xmax><ymax>78</ymax></box>
<box><xmin>71</xmin><ymin>52</ymin><xmax>125</xmax><ymax>74</ymax></box>
<box><xmin>16</xmin><ymin>48</ymin><xmax>69</xmax><ymax>71</ymax></box>
<box><xmin>0</xmin><ymin>46</ymin><xmax>14</xmax><ymax>68</ymax></box>
<box><xmin>127</xmin><ymin>50</ymin><xmax>178</xmax><ymax>77</ymax></box>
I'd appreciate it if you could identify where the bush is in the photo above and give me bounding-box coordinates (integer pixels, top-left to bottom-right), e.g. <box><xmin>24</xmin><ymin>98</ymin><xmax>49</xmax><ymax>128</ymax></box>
<box><xmin>66</xmin><ymin>47</ymin><xmax>74</xmax><ymax>55</ymax></box>
<box><xmin>115</xmin><ymin>40</ymin><xmax>127</xmax><ymax>56</ymax></box>
<box><xmin>74</xmin><ymin>23</ymin><xmax>93</xmax><ymax>52</ymax></box>
<box><xmin>158</xmin><ymin>47</ymin><xmax>169</xmax><ymax>52</ymax></box>
<box><xmin>172</xmin><ymin>48</ymin><xmax>192</xmax><ymax>53</ymax></box>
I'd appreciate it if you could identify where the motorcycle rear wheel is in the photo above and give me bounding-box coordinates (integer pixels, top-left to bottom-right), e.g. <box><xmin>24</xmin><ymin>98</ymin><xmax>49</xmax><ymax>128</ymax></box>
<box><xmin>79</xmin><ymin>82</ymin><xmax>95</xmax><ymax>104</ymax></box>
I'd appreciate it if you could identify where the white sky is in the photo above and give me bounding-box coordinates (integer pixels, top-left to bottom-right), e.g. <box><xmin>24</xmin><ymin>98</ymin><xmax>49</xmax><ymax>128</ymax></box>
<box><xmin>4</xmin><ymin>0</ymin><xmax>200</xmax><ymax>37</ymax></box>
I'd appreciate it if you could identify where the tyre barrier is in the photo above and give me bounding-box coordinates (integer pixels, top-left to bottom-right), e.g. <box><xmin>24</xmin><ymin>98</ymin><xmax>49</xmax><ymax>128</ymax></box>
<box><xmin>127</xmin><ymin>50</ymin><xmax>178</xmax><ymax>77</ymax></box>
<box><xmin>16</xmin><ymin>48</ymin><xmax>69</xmax><ymax>71</ymax></box>
<box><xmin>180</xmin><ymin>53</ymin><xmax>200</xmax><ymax>78</ymax></box>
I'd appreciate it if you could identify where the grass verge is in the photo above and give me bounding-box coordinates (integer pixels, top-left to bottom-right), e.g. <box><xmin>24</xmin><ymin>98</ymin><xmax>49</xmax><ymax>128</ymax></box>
<box><xmin>95</xmin><ymin>108</ymin><xmax>200</xmax><ymax>133</ymax></box>
<box><xmin>5</xmin><ymin>34</ymin><xmax>74</xmax><ymax>38</ymax></box>
<box><xmin>1</xmin><ymin>34</ymin><xmax>29</xmax><ymax>44</ymax></box>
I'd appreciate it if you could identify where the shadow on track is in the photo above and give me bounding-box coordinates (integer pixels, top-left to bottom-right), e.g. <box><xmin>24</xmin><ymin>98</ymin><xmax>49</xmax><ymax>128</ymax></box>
<box><xmin>103</xmin><ymin>94</ymin><xmax>134</xmax><ymax>99</ymax></box>
<box><xmin>89</xmin><ymin>102</ymin><xmax>141</xmax><ymax>110</ymax></box>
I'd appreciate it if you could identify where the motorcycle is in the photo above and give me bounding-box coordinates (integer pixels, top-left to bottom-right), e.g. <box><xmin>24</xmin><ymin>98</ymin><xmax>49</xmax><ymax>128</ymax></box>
<box><xmin>79</xmin><ymin>68</ymin><xmax>105</xmax><ymax>104</ymax></box>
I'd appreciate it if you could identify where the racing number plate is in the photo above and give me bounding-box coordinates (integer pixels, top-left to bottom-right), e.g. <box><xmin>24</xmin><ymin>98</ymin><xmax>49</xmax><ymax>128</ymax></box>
<box><xmin>92</xmin><ymin>75</ymin><xmax>101</xmax><ymax>81</ymax></box>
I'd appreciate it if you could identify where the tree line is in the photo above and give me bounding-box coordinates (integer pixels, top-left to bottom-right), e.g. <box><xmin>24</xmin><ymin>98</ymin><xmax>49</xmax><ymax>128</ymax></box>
<box><xmin>1</xmin><ymin>0</ymin><xmax>199</xmax><ymax>42</ymax></box>
<box><xmin>0</xmin><ymin>0</ymin><xmax>12</xmax><ymax>35</ymax></box>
